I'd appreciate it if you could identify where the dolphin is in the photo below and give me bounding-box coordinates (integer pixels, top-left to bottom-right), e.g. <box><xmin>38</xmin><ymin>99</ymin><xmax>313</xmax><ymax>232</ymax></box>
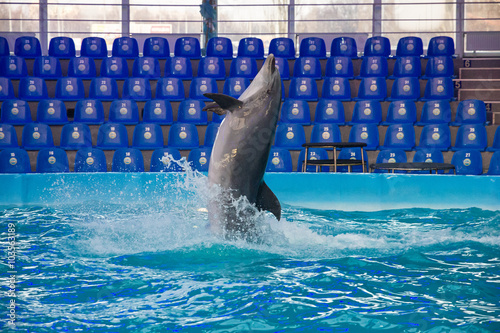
<box><xmin>202</xmin><ymin>54</ymin><xmax>282</xmax><ymax>238</ymax></box>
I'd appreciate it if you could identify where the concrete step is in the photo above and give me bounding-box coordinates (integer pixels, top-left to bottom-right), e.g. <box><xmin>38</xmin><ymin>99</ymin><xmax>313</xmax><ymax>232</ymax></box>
<box><xmin>458</xmin><ymin>89</ymin><xmax>500</xmax><ymax>102</ymax></box>
<box><xmin>459</xmin><ymin>67</ymin><xmax>500</xmax><ymax>79</ymax></box>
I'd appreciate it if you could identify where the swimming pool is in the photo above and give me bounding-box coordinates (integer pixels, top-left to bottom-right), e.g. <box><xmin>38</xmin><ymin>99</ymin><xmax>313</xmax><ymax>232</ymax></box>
<box><xmin>2</xmin><ymin>171</ymin><xmax>499</xmax><ymax>332</ymax></box>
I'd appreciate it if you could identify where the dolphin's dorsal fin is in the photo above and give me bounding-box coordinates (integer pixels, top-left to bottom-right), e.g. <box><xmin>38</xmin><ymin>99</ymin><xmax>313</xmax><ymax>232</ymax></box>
<box><xmin>202</xmin><ymin>93</ymin><xmax>243</xmax><ymax>115</ymax></box>
<box><xmin>255</xmin><ymin>181</ymin><xmax>281</xmax><ymax>221</ymax></box>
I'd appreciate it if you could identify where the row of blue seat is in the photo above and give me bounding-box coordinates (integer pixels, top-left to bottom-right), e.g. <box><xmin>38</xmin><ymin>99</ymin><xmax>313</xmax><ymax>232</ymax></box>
<box><xmin>0</xmin><ymin>146</ymin><xmax>497</xmax><ymax>176</ymax></box>
<box><xmin>2</xmin><ymin>35</ymin><xmax>455</xmax><ymax>59</ymax></box>
<box><xmin>1</xmin><ymin>121</ymin><xmax>499</xmax><ymax>152</ymax></box>
<box><xmin>0</xmin><ymin>75</ymin><xmax>457</xmax><ymax>102</ymax></box>
<box><xmin>0</xmin><ymin>98</ymin><xmax>487</xmax><ymax>127</ymax></box>
<box><xmin>0</xmin><ymin>54</ymin><xmax>455</xmax><ymax>80</ymax></box>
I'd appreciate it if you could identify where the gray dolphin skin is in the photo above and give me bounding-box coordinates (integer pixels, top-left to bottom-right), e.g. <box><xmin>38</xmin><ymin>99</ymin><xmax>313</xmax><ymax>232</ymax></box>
<box><xmin>202</xmin><ymin>54</ymin><xmax>282</xmax><ymax>238</ymax></box>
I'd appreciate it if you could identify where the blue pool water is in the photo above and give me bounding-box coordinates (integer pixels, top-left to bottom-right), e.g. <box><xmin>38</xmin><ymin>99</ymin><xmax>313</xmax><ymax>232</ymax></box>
<box><xmin>1</xmin><ymin>172</ymin><xmax>500</xmax><ymax>332</ymax></box>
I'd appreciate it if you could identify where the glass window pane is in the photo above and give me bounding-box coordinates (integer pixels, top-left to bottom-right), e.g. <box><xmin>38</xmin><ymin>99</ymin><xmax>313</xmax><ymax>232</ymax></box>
<box><xmin>0</xmin><ymin>4</ymin><xmax>39</xmax><ymax>33</ymax></box>
<box><xmin>465</xmin><ymin>3</ymin><xmax>500</xmax><ymax>32</ymax></box>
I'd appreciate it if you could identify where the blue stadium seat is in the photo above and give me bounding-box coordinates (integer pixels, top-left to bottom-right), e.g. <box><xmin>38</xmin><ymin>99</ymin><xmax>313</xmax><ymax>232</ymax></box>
<box><xmin>174</xmin><ymin>37</ymin><xmax>201</xmax><ymax>58</ymax></box>
<box><xmin>132</xmin><ymin>57</ymin><xmax>161</xmax><ymax>78</ymax></box>
<box><xmin>374</xmin><ymin>149</ymin><xmax>407</xmax><ymax>173</ymax></box>
<box><xmin>266</xmin><ymin>147</ymin><xmax>293</xmax><ymax>172</ymax></box>
<box><xmin>321</xmin><ymin>77</ymin><xmax>351</xmax><ymax>100</ymax></box>
<box><xmin>55</xmin><ymin>77</ymin><xmax>85</xmax><ymax>100</ymax></box>
<box><xmin>274</xmin><ymin>123</ymin><xmax>306</xmax><ymax>150</ymax></box>
<box><xmin>356</xmin><ymin>77</ymin><xmax>387</xmax><ymax>101</ymax></box>
<box><xmin>22</xmin><ymin>123</ymin><xmax>55</xmax><ymax>150</ymax></box>
<box><xmin>49</xmin><ymin>37</ymin><xmax>76</xmax><ymax>58</ymax></box>
<box><xmin>178</xmin><ymin>99</ymin><xmax>208</xmax><ymax>125</ymax></box>
<box><xmin>0</xmin><ymin>56</ymin><xmax>28</xmax><ymax>78</ymax></box>
<box><xmin>427</xmin><ymin>36</ymin><xmax>455</xmax><ymax>57</ymax></box>
<box><xmin>164</xmin><ymin>56</ymin><xmax>193</xmax><ymax>79</ymax></box>
<box><xmin>19</xmin><ymin>77</ymin><xmax>49</xmax><ymax>100</ymax></box>
<box><xmin>206</xmin><ymin>37</ymin><xmax>234</xmax><ymax>59</ymax></box>
<box><xmin>0</xmin><ymin>36</ymin><xmax>10</xmax><ymax>56</ymax></box>
<box><xmin>310</xmin><ymin>123</ymin><xmax>342</xmax><ymax>145</ymax></box>
<box><xmin>74</xmin><ymin>148</ymin><xmax>107</xmax><ymax>172</ymax></box>
<box><xmin>237</xmin><ymin>37</ymin><xmax>264</xmax><ymax>59</ymax></box>
<box><xmin>96</xmin><ymin>123</ymin><xmax>129</xmax><ymax>150</ymax></box>
<box><xmin>349</xmin><ymin>100</ymin><xmax>382</xmax><ymax>125</ymax></box>
<box><xmin>14</xmin><ymin>36</ymin><xmax>41</xmax><ymax>58</ymax></box>
<box><xmin>0</xmin><ymin>148</ymin><xmax>31</xmax><ymax>173</ymax></box>
<box><xmin>0</xmin><ymin>124</ymin><xmax>18</xmax><ymax>148</ymax></box>
<box><xmin>337</xmin><ymin>147</ymin><xmax>369</xmax><ymax>172</ymax></box>
<box><xmin>167</xmin><ymin>123</ymin><xmax>199</xmax><ymax>149</ymax></box>
<box><xmin>223</xmin><ymin>77</ymin><xmax>250</xmax><ymax>98</ymax></box>
<box><xmin>289</xmin><ymin>77</ymin><xmax>318</xmax><ymax>101</ymax></box>
<box><xmin>348</xmin><ymin>123</ymin><xmax>379</xmax><ymax>150</ymax></box>
<box><xmin>150</xmin><ymin>148</ymin><xmax>184</xmax><ymax>172</ymax></box>
<box><xmin>34</xmin><ymin>56</ymin><xmax>62</xmax><ymax>78</ymax></box>
<box><xmin>143</xmin><ymin>37</ymin><xmax>170</xmax><ymax>58</ymax></box>
<box><xmin>269</xmin><ymin>37</ymin><xmax>295</xmax><ymax>59</ymax></box>
<box><xmin>314</xmin><ymin>99</ymin><xmax>345</xmax><ymax>125</ymax></box>
<box><xmin>36</xmin><ymin>99</ymin><xmax>68</xmax><ymax>124</ymax></box>
<box><xmin>373</xmin><ymin>149</ymin><xmax>407</xmax><ymax>173</ymax></box>
<box><xmin>112</xmin><ymin>148</ymin><xmax>144</xmax><ymax>172</ymax></box>
<box><xmin>389</xmin><ymin>77</ymin><xmax>420</xmax><ymax>101</ymax></box>
<box><xmin>396</xmin><ymin>36</ymin><xmax>424</xmax><ymax>57</ymax></box>
<box><xmin>1</xmin><ymin>100</ymin><xmax>32</xmax><ymax>124</ymax></box>
<box><xmin>486</xmin><ymin>151</ymin><xmax>500</xmax><ymax>175</ymax></box>
<box><xmin>203</xmin><ymin>122</ymin><xmax>220</xmax><ymax>147</ymax></box>
<box><xmin>363</xmin><ymin>36</ymin><xmax>391</xmax><ymax>57</ymax></box>
<box><xmin>132</xmin><ymin>123</ymin><xmax>164</xmax><ymax>150</ymax></box>
<box><xmin>211</xmin><ymin>113</ymin><xmax>225</xmax><ymax>124</ymax></box>
<box><xmin>36</xmin><ymin>148</ymin><xmax>69</xmax><ymax>173</ymax></box>
<box><xmin>109</xmin><ymin>99</ymin><xmax>139</xmax><ymax>124</ymax></box>
<box><xmin>417</xmin><ymin>123</ymin><xmax>451</xmax><ymax>151</ymax></box>
<box><xmin>60</xmin><ymin>123</ymin><xmax>93</xmax><ymax>150</ymax></box>
<box><xmin>229</xmin><ymin>57</ymin><xmax>258</xmax><ymax>78</ymax></box>
<box><xmin>293</xmin><ymin>57</ymin><xmax>322</xmax><ymax>79</ymax></box>
<box><xmin>74</xmin><ymin>99</ymin><xmax>105</xmax><ymax>124</ymax></box>
<box><xmin>100</xmin><ymin>57</ymin><xmax>129</xmax><ymax>78</ymax></box>
<box><xmin>380</xmin><ymin>123</ymin><xmax>416</xmax><ymax>151</ymax></box>
<box><xmin>487</xmin><ymin>126</ymin><xmax>500</xmax><ymax>152</ymax></box>
<box><xmin>299</xmin><ymin>37</ymin><xmax>326</xmax><ymax>58</ymax></box>
<box><xmin>81</xmin><ymin>37</ymin><xmax>108</xmax><ymax>58</ymax></box>
<box><xmin>197</xmin><ymin>56</ymin><xmax>226</xmax><ymax>79</ymax></box>
<box><xmin>422</xmin><ymin>77</ymin><xmax>454</xmax><ymax>101</ymax></box>
<box><xmin>451</xmin><ymin>149</ymin><xmax>482</xmax><ymax>175</ymax></box>
<box><xmin>297</xmin><ymin>148</ymin><xmax>329</xmax><ymax>172</ymax></box>
<box><xmin>142</xmin><ymin>99</ymin><xmax>174</xmax><ymax>124</ymax></box>
<box><xmin>382</xmin><ymin>100</ymin><xmax>417</xmax><ymax>125</ymax></box>
<box><xmin>424</xmin><ymin>56</ymin><xmax>454</xmax><ymax>78</ymax></box>
<box><xmin>358</xmin><ymin>56</ymin><xmax>388</xmax><ymax>78</ymax></box>
<box><xmin>188</xmin><ymin>147</ymin><xmax>212</xmax><ymax>172</ymax></box>
<box><xmin>0</xmin><ymin>77</ymin><xmax>15</xmax><ymax>100</ymax></box>
<box><xmin>452</xmin><ymin>124</ymin><xmax>488</xmax><ymax>151</ymax></box>
<box><xmin>122</xmin><ymin>77</ymin><xmax>152</xmax><ymax>100</ymax></box>
<box><xmin>274</xmin><ymin>57</ymin><xmax>290</xmax><ymax>80</ymax></box>
<box><xmin>417</xmin><ymin>100</ymin><xmax>452</xmax><ymax>125</ymax></box>
<box><xmin>325</xmin><ymin>56</ymin><xmax>354</xmax><ymax>78</ymax></box>
<box><xmin>391</xmin><ymin>56</ymin><xmax>421</xmax><ymax>78</ymax></box>
<box><xmin>155</xmin><ymin>77</ymin><xmax>185</xmax><ymax>101</ymax></box>
<box><xmin>451</xmin><ymin>99</ymin><xmax>487</xmax><ymax>126</ymax></box>
<box><xmin>331</xmin><ymin>37</ymin><xmax>358</xmax><ymax>58</ymax></box>
<box><xmin>67</xmin><ymin>56</ymin><xmax>97</xmax><ymax>77</ymax></box>
<box><xmin>112</xmin><ymin>37</ymin><xmax>139</xmax><ymax>58</ymax></box>
<box><xmin>189</xmin><ymin>77</ymin><xmax>218</xmax><ymax>100</ymax></box>
<box><xmin>89</xmin><ymin>77</ymin><xmax>119</xmax><ymax>100</ymax></box>
<box><xmin>413</xmin><ymin>149</ymin><xmax>444</xmax><ymax>164</ymax></box>
<box><xmin>280</xmin><ymin>99</ymin><xmax>311</xmax><ymax>125</ymax></box>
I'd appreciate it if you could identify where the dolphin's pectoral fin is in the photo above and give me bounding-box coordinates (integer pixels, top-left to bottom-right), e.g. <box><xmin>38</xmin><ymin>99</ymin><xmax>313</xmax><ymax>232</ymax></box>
<box><xmin>256</xmin><ymin>182</ymin><xmax>281</xmax><ymax>221</ymax></box>
<box><xmin>203</xmin><ymin>93</ymin><xmax>244</xmax><ymax>113</ymax></box>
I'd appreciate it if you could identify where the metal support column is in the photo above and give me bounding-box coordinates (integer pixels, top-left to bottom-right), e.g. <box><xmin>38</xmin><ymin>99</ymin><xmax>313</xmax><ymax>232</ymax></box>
<box><xmin>39</xmin><ymin>0</ymin><xmax>48</xmax><ymax>54</ymax></box>
<box><xmin>456</xmin><ymin>0</ymin><xmax>465</xmax><ymax>58</ymax></box>
<box><xmin>122</xmin><ymin>0</ymin><xmax>130</xmax><ymax>37</ymax></box>
<box><xmin>372</xmin><ymin>0</ymin><xmax>382</xmax><ymax>37</ymax></box>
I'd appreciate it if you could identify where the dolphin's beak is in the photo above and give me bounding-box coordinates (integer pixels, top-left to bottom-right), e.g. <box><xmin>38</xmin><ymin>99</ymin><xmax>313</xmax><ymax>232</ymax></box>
<box><xmin>267</xmin><ymin>54</ymin><xmax>276</xmax><ymax>74</ymax></box>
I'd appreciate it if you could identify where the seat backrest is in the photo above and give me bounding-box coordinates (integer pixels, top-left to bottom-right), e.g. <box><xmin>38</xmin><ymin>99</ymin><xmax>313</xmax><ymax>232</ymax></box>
<box><xmin>36</xmin><ymin>148</ymin><xmax>69</xmax><ymax>173</ymax></box>
<box><xmin>417</xmin><ymin>100</ymin><xmax>452</xmax><ymax>125</ymax></box>
<box><xmin>237</xmin><ymin>37</ymin><xmax>265</xmax><ymax>58</ymax></box>
<box><xmin>74</xmin><ymin>99</ymin><xmax>105</xmax><ymax>124</ymax></box>
<box><xmin>67</xmin><ymin>56</ymin><xmax>97</xmax><ymax>77</ymax></box>
<box><xmin>122</xmin><ymin>77</ymin><xmax>152</xmax><ymax>100</ymax></box>
<box><xmin>1</xmin><ymin>99</ymin><xmax>32</xmax><ymax>124</ymax></box>
<box><xmin>81</xmin><ymin>37</ymin><xmax>108</xmax><ymax>58</ymax></box>
<box><xmin>0</xmin><ymin>148</ymin><xmax>31</xmax><ymax>173</ymax></box>
<box><xmin>188</xmin><ymin>147</ymin><xmax>212</xmax><ymax>172</ymax></box>
<box><xmin>487</xmin><ymin>151</ymin><xmax>500</xmax><ymax>175</ymax></box>
<box><xmin>274</xmin><ymin>123</ymin><xmax>306</xmax><ymax>150</ymax></box>
<box><xmin>34</xmin><ymin>56</ymin><xmax>62</xmax><ymax>78</ymax></box>
<box><xmin>55</xmin><ymin>77</ymin><xmax>85</xmax><ymax>100</ymax></box>
<box><xmin>424</xmin><ymin>56</ymin><xmax>454</xmax><ymax>78</ymax></box>
<box><xmin>132</xmin><ymin>123</ymin><xmax>164</xmax><ymax>149</ymax></box>
<box><xmin>15</xmin><ymin>36</ymin><xmax>42</xmax><ymax>58</ymax></box>
<box><xmin>359</xmin><ymin>56</ymin><xmax>388</xmax><ymax>78</ymax></box>
<box><xmin>396</xmin><ymin>36</ymin><xmax>423</xmax><ymax>57</ymax></box>
<box><xmin>178</xmin><ymin>99</ymin><xmax>208</xmax><ymax>125</ymax></box>
<box><xmin>417</xmin><ymin>123</ymin><xmax>451</xmax><ymax>150</ymax></box>
<box><xmin>390</xmin><ymin>76</ymin><xmax>420</xmax><ymax>101</ymax></box>
<box><xmin>321</xmin><ymin>77</ymin><xmax>351</xmax><ymax>100</ymax></box>
<box><xmin>0</xmin><ymin>56</ymin><xmax>28</xmax><ymax>78</ymax></box>
<box><xmin>452</xmin><ymin>124</ymin><xmax>488</xmax><ymax>151</ymax></box>
<box><xmin>49</xmin><ymin>37</ymin><xmax>76</xmax><ymax>58</ymax></box>
<box><xmin>357</xmin><ymin>77</ymin><xmax>387</xmax><ymax>101</ymax></box>
<box><xmin>74</xmin><ymin>148</ymin><xmax>107</xmax><ymax>172</ymax></box>
<box><xmin>0</xmin><ymin>124</ymin><xmax>19</xmax><ymax>148</ymax></box>
<box><xmin>451</xmin><ymin>149</ymin><xmax>482</xmax><ymax>175</ymax></box>
<box><xmin>143</xmin><ymin>37</ymin><xmax>170</xmax><ymax>58</ymax></box>
<box><xmin>96</xmin><ymin>123</ymin><xmax>129</xmax><ymax>150</ymax></box>
<box><xmin>314</xmin><ymin>99</ymin><xmax>346</xmax><ymax>125</ymax></box>
<box><xmin>363</xmin><ymin>36</ymin><xmax>391</xmax><ymax>57</ymax></box>
<box><xmin>350</xmin><ymin>100</ymin><xmax>382</xmax><ymax>125</ymax></box>
<box><xmin>164</xmin><ymin>56</ymin><xmax>193</xmax><ymax>79</ymax></box>
<box><xmin>197</xmin><ymin>56</ymin><xmax>226</xmax><ymax>79</ymax></box>
<box><xmin>89</xmin><ymin>77</ymin><xmax>119</xmax><ymax>100</ymax></box>
<box><xmin>269</xmin><ymin>37</ymin><xmax>295</xmax><ymax>59</ymax></box>
<box><xmin>325</xmin><ymin>56</ymin><xmax>354</xmax><ymax>78</ymax></box>
<box><xmin>60</xmin><ymin>123</ymin><xmax>93</xmax><ymax>150</ymax></box>
<box><xmin>0</xmin><ymin>36</ymin><xmax>10</xmax><ymax>57</ymax></box>
<box><xmin>289</xmin><ymin>77</ymin><xmax>319</xmax><ymax>101</ymax></box>
<box><xmin>174</xmin><ymin>37</ymin><xmax>201</xmax><ymax>58</ymax></box>
<box><xmin>112</xmin><ymin>148</ymin><xmax>144</xmax><ymax>172</ymax></box>
<box><xmin>299</xmin><ymin>37</ymin><xmax>326</xmax><ymax>58</ymax></box>
<box><xmin>132</xmin><ymin>57</ymin><xmax>161</xmax><ymax>78</ymax></box>
<box><xmin>112</xmin><ymin>37</ymin><xmax>139</xmax><ymax>58</ymax></box>
<box><xmin>293</xmin><ymin>57</ymin><xmax>322</xmax><ymax>79</ymax></box>
<box><xmin>150</xmin><ymin>148</ymin><xmax>183</xmax><ymax>172</ymax></box>
<box><xmin>392</xmin><ymin>56</ymin><xmax>421</xmax><ymax>78</ymax></box>
<box><xmin>167</xmin><ymin>123</ymin><xmax>200</xmax><ymax>149</ymax></box>
<box><xmin>452</xmin><ymin>99</ymin><xmax>487</xmax><ymax>126</ymax></box>
<box><xmin>203</xmin><ymin>122</ymin><xmax>220</xmax><ymax>147</ymax></box>
<box><xmin>229</xmin><ymin>57</ymin><xmax>258</xmax><ymax>78</ymax></box>
<box><xmin>189</xmin><ymin>77</ymin><xmax>218</xmax><ymax>100</ymax></box>
<box><xmin>383</xmin><ymin>100</ymin><xmax>417</xmax><ymax>125</ymax></box>
<box><xmin>423</xmin><ymin>77</ymin><xmax>454</xmax><ymax>101</ymax></box>
<box><xmin>427</xmin><ymin>36</ymin><xmax>455</xmax><ymax>57</ymax></box>
<box><xmin>155</xmin><ymin>77</ymin><xmax>186</xmax><ymax>101</ymax></box>
<box><xmin>297</xmin><ymin>148</ymin><xmax>329</xmax><ymax>172</ymax></box>
<box><xmin>381</xmin><ymin>123</ymin><xmax>416</xmax><ymax>150</ymax></box>
<box><xmin>100</xmin><ymin>57</ymin><xmax>129</xmax><ymax>78</ymax></box>
<box><xmin>19</xmin><ymin>77</ymin><xmax>49</xmax><ymax>100</ymax></box>
<box><xmin>142</xmin><ymin>99</ymin><xmax>174</xmax><ymax>124</ymax></box>
<box><xmin>36</xmin><ymin>99</ymin><xmax>68</xmax><ymax>124</ymax></box>
<box><xmin>310</xmin><ymin>123</ymin><xmax>342</xmax><ymax>144</ymax></box>
<box><xmin>108</xmin><ymin>99</ymin><xmax>140</xmax><ymax>124</ymax></box>
<box><xmin>223</xmin><ymin>77</ymin><xmax>251</xmax><ymax>98</ymax></box>
<box><xmin>0</xmin><ymin>77</ymin><xmax>15</xmax><ymax>100</ymax></box>
<box><xmin>280</xmin><ymin>99</ymin><xmax>311</xmax><ymax>125</ymax></box>
<box><xmin>206</xmin><ymin>37</ymin><xmax>234</xmax><ymax>59</ymax></box>
<box><xmin>331</xmin><ymin>37</ymin><xmax>357</xmax><ymax>58</ymax></box>
<box><xmin>266</xmin><ymin>147</ymin><xmax>293</xmax><ymax>172</ymax></box>
<box><xmin>348</xmin><ymin>123</ymin><xmax>380</xmax><ymax>150</ymax></box>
